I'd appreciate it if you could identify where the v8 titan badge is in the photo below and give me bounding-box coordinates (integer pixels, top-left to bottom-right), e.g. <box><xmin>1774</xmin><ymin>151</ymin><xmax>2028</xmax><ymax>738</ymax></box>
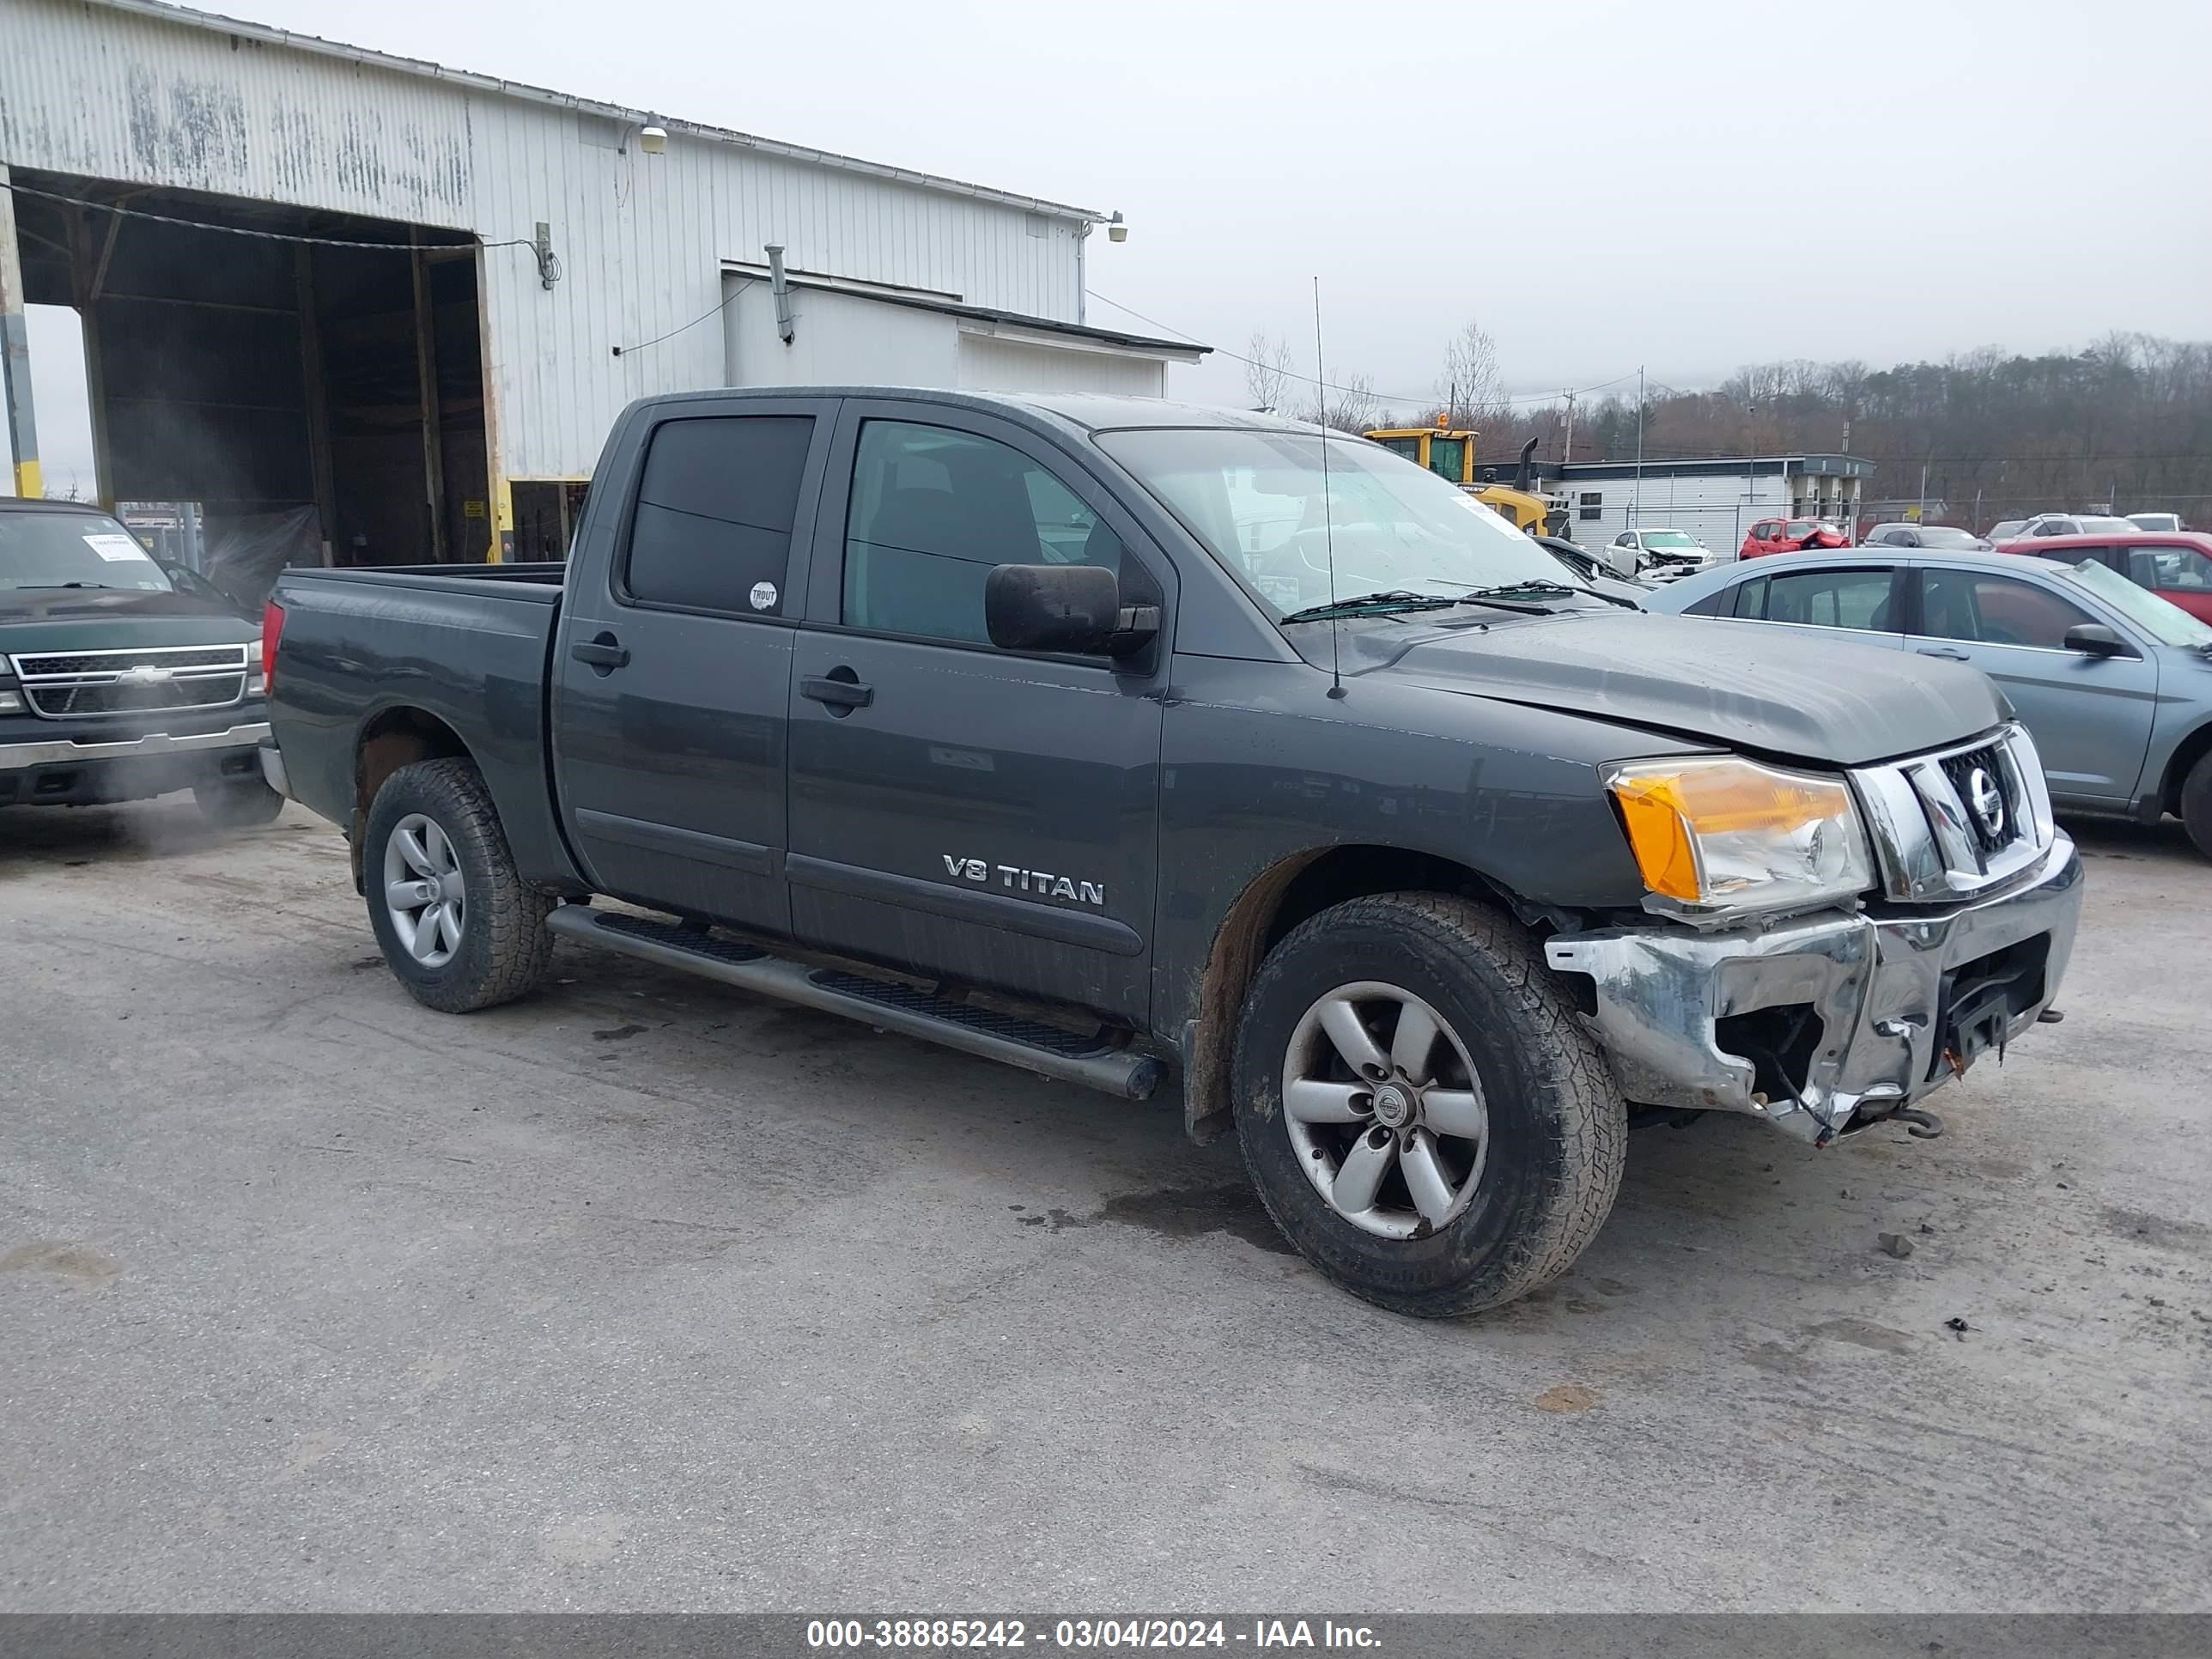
<box><xmin>750</xmin><ymin>580</ymin><xmax>778</xmax><ymax>611</ymax></box>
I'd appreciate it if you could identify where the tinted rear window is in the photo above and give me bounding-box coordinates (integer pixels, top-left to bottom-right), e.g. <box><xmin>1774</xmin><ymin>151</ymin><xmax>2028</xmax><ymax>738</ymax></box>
<box><xmin>623</xmin><ymin>416</ymin><xmax>814</xmax><ymax>616</ymax></box>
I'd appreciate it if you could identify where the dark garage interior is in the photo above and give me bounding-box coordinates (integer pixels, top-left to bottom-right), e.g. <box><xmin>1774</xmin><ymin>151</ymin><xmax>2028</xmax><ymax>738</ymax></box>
<box><xmin>8</xmin><ymin>167</ymin><xmax>489</xmax><ymax>599</ymax></box>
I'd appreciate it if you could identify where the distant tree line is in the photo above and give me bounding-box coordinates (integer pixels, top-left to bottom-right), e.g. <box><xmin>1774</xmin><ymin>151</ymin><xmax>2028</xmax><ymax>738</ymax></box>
<box><xmin>1491</xmin><ymin>334</ymin><xmax>2212</xmax><ymax>528</ymax></box>
<box><xmin>1242</xmin><ymin>327</ymin><xmax>2212</xmax><ymax>528</ymax></box>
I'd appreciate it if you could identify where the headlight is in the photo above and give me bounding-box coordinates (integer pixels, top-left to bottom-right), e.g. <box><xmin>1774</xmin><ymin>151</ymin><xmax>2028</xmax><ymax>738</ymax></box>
<box><xmin>1605</xmin><ymin>756</ymin><xmax>1875</xmax><ymax>921</ymax></box>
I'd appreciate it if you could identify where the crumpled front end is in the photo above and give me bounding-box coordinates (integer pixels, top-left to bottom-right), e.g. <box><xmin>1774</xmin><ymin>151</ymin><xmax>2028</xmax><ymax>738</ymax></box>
<box><xmin>1546</xmin><ymin>819</ymin><xmax>2083</xmax><ymax>1146</ymax></box>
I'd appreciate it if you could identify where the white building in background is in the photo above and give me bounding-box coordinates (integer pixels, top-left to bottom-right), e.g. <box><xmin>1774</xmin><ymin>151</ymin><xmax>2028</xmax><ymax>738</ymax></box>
<box><xmin>1504</xmin><ymin>453</ymin><xmax>1873</xmax><ymax>555</ymax></box>
<box><xmin>0</xmin><ymin>0</ymin><xmax>1200</xmax><ymax>562</ymax></box>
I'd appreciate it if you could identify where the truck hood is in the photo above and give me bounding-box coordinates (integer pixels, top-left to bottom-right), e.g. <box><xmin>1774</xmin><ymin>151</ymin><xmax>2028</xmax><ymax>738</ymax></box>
<box><xmin>0</xmin><ymin>589</ymin><xmax>258</xmax><ymax>656</ymax></box>
<box><xmin>1369</xmin><ymin>610</ymin><xmax>2006</xmax><ymax>766</ymax></box>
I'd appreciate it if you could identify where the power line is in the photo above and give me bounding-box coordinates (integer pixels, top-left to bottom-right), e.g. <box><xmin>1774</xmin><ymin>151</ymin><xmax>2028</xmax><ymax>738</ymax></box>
<box><xmin>1084</xmin><ymin>289</ymin><xmax>1636</xmax><ymax>412</ymax></box>
<box><xmin>5</xmin><ymin>182</ymin><xmax>560</xmax><ymax>285</ymax></box>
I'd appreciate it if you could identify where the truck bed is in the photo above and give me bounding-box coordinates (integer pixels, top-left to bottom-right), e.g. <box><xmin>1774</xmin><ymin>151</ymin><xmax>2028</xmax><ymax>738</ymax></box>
<box><xmin>267</xmin><ymin>560</ymin><xmax>576</xmax><ymax>887</ymax></box>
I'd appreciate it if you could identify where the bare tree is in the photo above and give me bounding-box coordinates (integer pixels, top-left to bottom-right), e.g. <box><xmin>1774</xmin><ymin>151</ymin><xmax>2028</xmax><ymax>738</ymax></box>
<box><xmin>1244</xmin><ymin>332</ymin><xmax>1295</xmax><ymax>414</ymax></box>
<box><xmin>1437</xmin><ymin>319</ymin><xmax>1504</xmax><ymax>428</ymax></box>
<box><xmin>1304</xmin><ymin>371</ymin><xmax>1380</xmax><ymax>434</ymax></box>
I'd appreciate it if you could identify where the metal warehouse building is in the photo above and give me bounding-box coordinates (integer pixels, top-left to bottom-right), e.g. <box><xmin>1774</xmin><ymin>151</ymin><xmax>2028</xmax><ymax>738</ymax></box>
<box><xmin>0</xmin><ymin>0</ymin><xmax>1200</xmax><ymax>575</ymax></box>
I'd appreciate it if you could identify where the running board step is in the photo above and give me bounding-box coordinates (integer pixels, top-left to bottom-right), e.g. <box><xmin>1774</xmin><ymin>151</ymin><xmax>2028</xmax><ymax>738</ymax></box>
<box><xmin>547</xmin><ymin>905</ymin><xmax>1164</xmax><ymax>1101</ymax></box>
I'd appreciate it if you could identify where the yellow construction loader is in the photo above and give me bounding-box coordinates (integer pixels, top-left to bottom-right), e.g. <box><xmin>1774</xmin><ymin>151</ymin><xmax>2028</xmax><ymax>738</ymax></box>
<box><xmin>1364</xmin><ymin>426</ymin><xmax>1565</xmax><ymax>536</ymax></box>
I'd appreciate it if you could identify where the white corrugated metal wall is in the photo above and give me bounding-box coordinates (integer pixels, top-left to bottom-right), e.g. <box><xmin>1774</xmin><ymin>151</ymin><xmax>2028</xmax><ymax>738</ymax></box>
<box><xmin>0</xmin><ymin>0</ymin><xmax>1098</xmax><ymax>495</ymax></box>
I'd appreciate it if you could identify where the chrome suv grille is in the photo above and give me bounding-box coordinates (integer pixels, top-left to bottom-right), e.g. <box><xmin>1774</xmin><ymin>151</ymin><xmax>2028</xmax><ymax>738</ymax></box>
<box><xmin>1851</xmin><ymin>724</ymin><xmax>2057</xmax><ymax>902</ymax></box>
<box><xmin>8</xmin><ymin>643</ymin><xmax>251</xmax><ymax>722</ymax></box>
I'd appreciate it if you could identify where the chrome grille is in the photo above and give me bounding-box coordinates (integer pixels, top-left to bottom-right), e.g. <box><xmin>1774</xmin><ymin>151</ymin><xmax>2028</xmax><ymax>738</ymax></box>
<box><xmin>1852</xmin><ymin>725</ymin><xmax>2055</xmax><ymax>902</ymax></box>
<box><xmin>1936</xmin><ymin>744</ymin><xmax>2015</xmax><ymax>858</ymax></box>
<box><xmin>13</xmin><ymin>646</ymin><xmax>243</xmax><ymax>678</ymax></box>
<box><xmin>9</xmin><ymin>643</ymin><xmax>252</xmax><ymax>722</ymax></box>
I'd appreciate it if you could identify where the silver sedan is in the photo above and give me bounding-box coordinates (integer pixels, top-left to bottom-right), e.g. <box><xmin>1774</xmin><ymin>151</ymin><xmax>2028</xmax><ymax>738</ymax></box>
<box><xmin>1645</xmin><ymin>547</ymin><xmax>2212</xmax><ymax>857</ymax></box>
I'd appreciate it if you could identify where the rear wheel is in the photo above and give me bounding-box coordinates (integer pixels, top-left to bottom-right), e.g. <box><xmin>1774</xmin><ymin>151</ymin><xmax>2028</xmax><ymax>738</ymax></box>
<box><xmin>1232</xmin><ymin>893</ymin><xmax>1626</xmax><ymax>1316</ymax></box>
<box><xmin>363</xmin><ymin>757</ymin><xmax>554</xmax><ymax>1012</ymax></box>
<box><xmin>2181</xmin><ymin>750</ymin><xmax>2212</xmax><ymax>861</ymax></box>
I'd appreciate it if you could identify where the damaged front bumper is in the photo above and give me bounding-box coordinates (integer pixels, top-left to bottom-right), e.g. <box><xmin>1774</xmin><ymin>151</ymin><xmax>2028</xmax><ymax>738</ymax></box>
<box><xmin>1544</xmin><ymin>836</ymin><xmax>2083</xmax><ymax>1145</ymax></box>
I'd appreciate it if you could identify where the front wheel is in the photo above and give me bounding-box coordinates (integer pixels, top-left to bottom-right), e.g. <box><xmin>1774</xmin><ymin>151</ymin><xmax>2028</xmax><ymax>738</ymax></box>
<box><xmin>1232</xmin><ymin>893</ymin><xmax>1626</xmax><ymax>1316</ymax></box>
<box><xmin>363</xmin><ymin>757</ymin><xmax>554</xmax><ymax>1012</ymax></box>
<box><xmin>2181</xmin><ymin>749</ymin><xmax>2212</xmax><ymax>861</ymax></box>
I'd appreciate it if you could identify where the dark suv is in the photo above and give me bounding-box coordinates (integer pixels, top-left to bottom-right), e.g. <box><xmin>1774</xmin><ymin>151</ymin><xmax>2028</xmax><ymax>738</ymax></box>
<box><xmin>0</xmin><ymin>498</ymin><xmax>278</xmax><ymax>822</ymax></box>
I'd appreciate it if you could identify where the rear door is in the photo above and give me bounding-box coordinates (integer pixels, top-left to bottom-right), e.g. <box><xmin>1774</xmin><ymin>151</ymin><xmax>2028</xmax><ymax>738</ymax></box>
<box><xmin>785</xmin><ymin>400</ymin><xmax>1170</xmax><ymax>1024</ymax></box>
<box><xmin>1718</xmin><ymin>561</ymin><xmax>1907</xmax><ymax>649</ymax></box>
<box><xmin>553</xmin><ymin>398</ymin><xmax>836</xmax><ymax>932</ymax></box>
<box><xmin>1905</xmin><ymin>562</ymin><xmax>2158</xmax><ymax>802</ymax></box>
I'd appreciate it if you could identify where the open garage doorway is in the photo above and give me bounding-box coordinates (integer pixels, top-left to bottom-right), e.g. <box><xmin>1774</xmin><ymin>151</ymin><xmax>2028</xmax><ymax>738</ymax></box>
<box><xmin>6</xmin><ymin>167</ymin><xmax>489</xmax><ymax>602</ymax></box>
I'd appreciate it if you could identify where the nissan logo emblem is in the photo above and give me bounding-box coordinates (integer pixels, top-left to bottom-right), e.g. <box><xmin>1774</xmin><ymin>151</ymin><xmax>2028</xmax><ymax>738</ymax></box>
<box><xmin>1965</xmin><ymin>766</ymin><xmax>2005</xmax><ymax>838</ymax></box>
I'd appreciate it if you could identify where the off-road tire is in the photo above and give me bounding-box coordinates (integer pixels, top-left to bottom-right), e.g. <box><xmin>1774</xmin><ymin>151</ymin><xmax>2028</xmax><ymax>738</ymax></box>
<box><xmin>364</xmin><ymin>757</ymin><xmax>555</xmax><ymax>1013</ymax></box>
<box><xmin>1232</xmin><ymin>892</ymin><xmax>1626</xmax><ymax>1316</ymax></box>
<box><xmin>193</xmin><ymin>775</ymin><xmax>285</xmax><ymax>828</ymax></box>
<box><xmin>2181</xmin><ymin>749</ymin><xmax>2212</xmax><ymax>861</ymax></box>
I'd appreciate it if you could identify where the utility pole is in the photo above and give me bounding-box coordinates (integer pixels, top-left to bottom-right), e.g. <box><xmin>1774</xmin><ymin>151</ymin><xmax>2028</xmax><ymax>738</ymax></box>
<box><xmin>1747</xmin><ymin>398</ymin><xmax>1758</xmax><ymax>524</ymax></box>
<box><xmin>1917</xmin><ymin>459</ymin><xmax>1929</xmax><ymax>525</ymax></box>
<box><xmin>1632</xmin><ymin>367</ymin><xmax>1644</xmax><ymax>528</ymax></box>
<box><xmin>1560</xmin><ymin>389</ymin><xmax>1576</xmax><ymax>464</ymax></box>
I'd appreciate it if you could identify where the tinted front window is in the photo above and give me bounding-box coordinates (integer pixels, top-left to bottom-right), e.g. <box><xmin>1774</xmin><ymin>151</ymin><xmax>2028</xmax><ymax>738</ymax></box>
<box><xmin>844</xmin><ymin>421</ymin><xmax>1118</xmax><ymax>646</ymax></box>
<box><xmin>624</xmin><ymin>416</ymin><xmax>813</xmax><ymax>616</ymax></box>
<box><xmin>1919</xmin><ymin>569</ymin><xmax>2093</xmax><ymax>649</ymax></box>
<box><xmin>0</xmin><ymin>511</ymin><xmax>171</xmax><ymax>592</ymax></box>
<box><xmin>1753</xmin><ymin>568</ymin><xmax>1894</xmax><ymax>629</ymax></box>
<box><xmin>2059</xmin><ymin>558</ymin><xmax>2212</xmax><ymax>647</ymax></box>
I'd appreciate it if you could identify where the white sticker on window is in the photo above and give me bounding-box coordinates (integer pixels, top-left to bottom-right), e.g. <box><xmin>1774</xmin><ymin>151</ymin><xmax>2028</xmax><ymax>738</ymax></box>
<box><xmin>749</xmin><ymin>580</ymin><xmax>778</xmax><ymax>611</ymax></box>
<box><xmin>84</xmin><ymin>532</ymin><xmax>153</xmax><ymax>562</ymax></box>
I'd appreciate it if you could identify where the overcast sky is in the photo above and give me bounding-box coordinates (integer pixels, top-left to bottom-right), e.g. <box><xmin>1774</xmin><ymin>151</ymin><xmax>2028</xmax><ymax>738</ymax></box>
<box><xmin>20</xmin><ymin>0</ymin><xmax>2212</xmax><ymax>489</ymax></box>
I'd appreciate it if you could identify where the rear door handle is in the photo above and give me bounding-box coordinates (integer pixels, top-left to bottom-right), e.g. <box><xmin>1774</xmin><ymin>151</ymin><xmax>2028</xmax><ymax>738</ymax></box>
<box><xmin>1917</xmin><ymin>646</ymin><xmax>1971</xmax><ymax>661</ymax></box>
<box><xmin>800</xmin><ymin>674</ymin><xmax>873</xmax><ymax>710</ymax></box>
<box><xmin>572</xmin><ymin>634</ymin><xmax>629</xmax><ymax>672</ymax></box>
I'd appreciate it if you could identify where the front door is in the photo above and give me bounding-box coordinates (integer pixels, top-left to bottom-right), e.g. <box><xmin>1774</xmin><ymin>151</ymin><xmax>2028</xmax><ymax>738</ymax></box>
<box><xmin>785</xmin><ymin>402</ymin><xmax>1169</xmax><ymax>1025</ymax></box>
<box><xmin>1906</xmin><ymin>563</ymin><xmax>2159</xmax><ymax>803</ymax></box>
<box><xmin>553</xmin><ymin>399</ymin><xmax>834</xmax><ymax>932</ymax></box>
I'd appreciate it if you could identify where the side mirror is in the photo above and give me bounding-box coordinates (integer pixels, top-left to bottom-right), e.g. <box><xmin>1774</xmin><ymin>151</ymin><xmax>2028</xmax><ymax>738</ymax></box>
<box><xmin>2063</xmin><ymin>622</ymin><xmax>2126</xmax><ymax>656</ymax></box>
<box><xmin>984</xmin><ymin>563</ymin><xmax>1158</xmax><ymax>659</ymax></box>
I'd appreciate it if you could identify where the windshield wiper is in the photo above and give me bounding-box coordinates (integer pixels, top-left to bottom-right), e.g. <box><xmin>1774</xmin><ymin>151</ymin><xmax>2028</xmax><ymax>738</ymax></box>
<box><xmin>17</xmin><ymin>581</ymin><xmax>120</xmax><ymax>591</ymax></box>
<box><xmin>1279</xmin><ymin>591</ymin><xmax>1468</xmax><ymax>623</ymax></box>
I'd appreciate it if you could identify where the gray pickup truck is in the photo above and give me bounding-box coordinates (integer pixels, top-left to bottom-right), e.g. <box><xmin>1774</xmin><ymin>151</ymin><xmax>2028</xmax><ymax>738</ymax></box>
<box><xmin>264</xmin><ymin>388</ymin><xmax>2083</xmax><ymax>1315</ymax></box>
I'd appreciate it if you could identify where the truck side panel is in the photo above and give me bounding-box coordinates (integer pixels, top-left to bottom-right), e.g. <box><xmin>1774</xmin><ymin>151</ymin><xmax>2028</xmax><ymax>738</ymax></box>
<box><xmin>1151</xmin><ymin>656</ymin><xmax>1682</xmax><ymax>1036</ymax></box>
<box><xmin>267</xmin><ymin>570</ymin><xmax>583</xmax><ymax>889</ymax></box>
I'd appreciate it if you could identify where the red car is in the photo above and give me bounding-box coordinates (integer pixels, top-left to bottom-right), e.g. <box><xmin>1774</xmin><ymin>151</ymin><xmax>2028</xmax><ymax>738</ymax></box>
<box><xmin>1993</xmin><ymin>530</ymin><xmax>2212</xmax><ymax>624</ymax></box>
<box><xmin>1740</xmin><ymin>517</ymin><xmax>1850</xmax><ymax>559</ymax></box>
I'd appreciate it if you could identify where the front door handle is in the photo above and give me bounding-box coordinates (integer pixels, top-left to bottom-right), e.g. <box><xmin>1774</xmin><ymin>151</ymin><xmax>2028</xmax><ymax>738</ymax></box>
<box><xmin>1917</xmin><ymin>646</ymin><xmax>1971</xmax><ymax>660</ymax></box>
<box><xmin>572</xmin><ymin>633</ymin><xmax>629</xmax><ymax>672</ymax></box>
<box><xmin>800</xmin><ymin>672</ymin><xmax>873</xmax><ymax>711</ymax></box>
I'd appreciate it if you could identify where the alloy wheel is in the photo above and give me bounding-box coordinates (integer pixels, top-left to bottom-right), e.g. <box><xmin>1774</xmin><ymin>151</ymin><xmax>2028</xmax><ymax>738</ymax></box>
<box><xmin>1280</xmin><ymin>981</ymin><xmax>1490</xmax><ymax>1239</ymax></box>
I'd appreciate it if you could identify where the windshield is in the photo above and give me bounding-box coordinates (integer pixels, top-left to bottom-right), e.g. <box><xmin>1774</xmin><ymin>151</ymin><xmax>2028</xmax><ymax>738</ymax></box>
<box><xmin>1784</xmin><ymin>520</ymin><xmax>1818</xmax><ymax>538</ymax></box>
<box><xmin>1918</xmin><ymin>526</ymin><xmax>1987</xmax><ymax>547</ymax></box>
<box><xmin>0</xmin><ymin>510</ymin><xmax>171</xmax><ymax>592</ymax></box>
<box><xmin>2060</xmin><ymin>558</ymin><xmax>2212</xmax><ymax>648</ymax></box>
<box><xmin>2078</xmin><ymin>516</ymin><xmax>2139</xmax><ymax>534</ymax></box>
<box><xmin>2129</xmin><ymin>514</ymin><xmax>2181</xmax><ymax>532</ymax></box>
<box><xmin>1644</xmin><ymin>531</ymin><xmax>1698</xmax><ymax>549</ymax></box>
<box><xmin>1096</xmin><ymin>427</ymin><xmax>1573</xmax><ymax>619</ymax></box>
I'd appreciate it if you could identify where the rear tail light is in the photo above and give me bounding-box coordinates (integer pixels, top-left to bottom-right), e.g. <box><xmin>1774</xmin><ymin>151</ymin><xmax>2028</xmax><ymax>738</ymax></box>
<box><xmin>262</xmin><ymin>599</ymin><xmax>285</xmax><ymax>693</ymax></box>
